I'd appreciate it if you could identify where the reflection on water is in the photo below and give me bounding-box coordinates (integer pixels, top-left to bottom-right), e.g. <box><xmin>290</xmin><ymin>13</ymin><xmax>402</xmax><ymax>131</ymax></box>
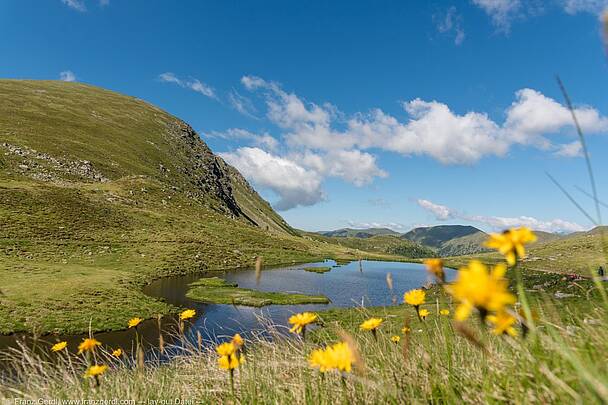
<box><xmin>0</xmin><ymin>260</ymin><xmax>454</xmax><ymax>364</ymax></box>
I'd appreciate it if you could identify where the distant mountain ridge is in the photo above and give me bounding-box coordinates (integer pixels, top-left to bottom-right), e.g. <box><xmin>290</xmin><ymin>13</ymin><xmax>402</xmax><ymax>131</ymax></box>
<box><xmin>319</xmin><ymin>227</ymin><xmax>401</xmax><ymax>238</ymax></box>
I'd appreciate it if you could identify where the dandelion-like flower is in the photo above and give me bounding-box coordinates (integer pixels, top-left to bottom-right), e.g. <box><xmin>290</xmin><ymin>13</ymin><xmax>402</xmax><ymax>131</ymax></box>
<box><xmin>231</xmin><ymin>333</ymin><xmax>244</xmax><ymax>348</ymax></box>
<box><xmin>78</xmin><ymin>338</ymin><xmax>101</xmax><ymax>354</ymax></box>
<box><xmin>446</xmin><ymin>260</ymin><xmax>516</xmax><ymax>321</ymax></box>
<box><xmin>424</xmin><ymin>259</ymin><xmax>445</xmax><ymax>283</ymax></box>
<box><xmin>179</xmin><ymin>309</ymin><xmax>196</xmax><ymax>321</ymax></box>
<box><xmin>487</xmin><ymin>311</ymin><xmax>518</xmax><ymax>337</ymax></box>
<box><xmin>404</xmin><ymin>289</ymin><xmax>426</xmax><ymax>307</ymax></box>
<box><xmin>84</xmin><ymin>364</ymin><xmax>108</xmax><ymax>378</ymax></box>
<box><xmin>51</xmin><ymin>341</ymin><xmax>67</xmax><ymax>353</ymax></box>
<box><xmin>308</xmin><ymin>341</ymin><xmax>353</xmax><ymax>373</ymax></box>
<box><xmin>440</xmin><ymin>309</ymin><xmax>450</xmax><ymax>316</ymax></box>
<box><xmin>360</xmin><ymin>317</ymin><xmax>383</xmax><ymax>331</ymax></box>
<box><xmin>401</xmin><ymin>326</ymin><xmax>411</xmax><ymax>334</ymax></box>
<box><xmin>216</xmin><ymin>342</ymin><xmax>244</xmax><ymax>371</ymax></box>
<box><xmin>484</xmin><ymin>227</ymin><xmax>537</xmax><ymax>266</ymax></box>
<box><xmin>418</xmin><ymin>309</ymin><xmax>430</xmax><ymax>320</ymax></box>
<box><xmin>111</xmin><ymin>348</ymin><xmax>123</xmax><ymax>357</ymax></box>
<box><xmin>288</xmin><ymin>312</ymin><xmax>318</xmax><ymax>337</ymax></box>
<box><xmin>128</xmin><ymin>317</ymin><xmax>142</xmax><ymax>328</ymax></box>
<box><xmin>390</xmin><ymin>335</ymin><xmax>401</xmax><ymax>343</ymax></box>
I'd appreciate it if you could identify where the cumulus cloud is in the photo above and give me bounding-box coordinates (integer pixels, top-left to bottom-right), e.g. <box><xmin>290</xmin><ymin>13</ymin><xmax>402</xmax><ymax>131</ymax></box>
<box><xmin>159</xmin><ymin>72</ymin><xmax>217</xmax><ymax>99</ymax></box>
<box><xmin>61</xmin><ymin>0</ymin><xmax>86</xmax><ymax>11</ymax></box>
<box><xmin>59</xmin><ymin>71</ymin><xmax>76</xmax><ymax>82</ymax></box>
<box><xmin>416</xmin><ymin>198</ymin><xmax>586</xmax><ymax>233</ymax></box>
<box><xmin>220</xmin><ymin>147</ymin><xmax>324</xmax><ymax>210</ymax></box>
<box><xmin>435</xmin><ymin>7</ymin><xmax>466</xmax><ymax>45</ymax></box>
<box><xmin>208</xmin><ymin>128</ymin><xmax>279</xmax><ymax>151</ymax></box>
<box><xmin>554</xmin><ymin>141</ymin><xmax>583</xmax><ymax>157</ymax></box>
<box><xmin>296</xmin><ymin>149</ymin><xmax>387</xmax><ymax>186</ymax></box>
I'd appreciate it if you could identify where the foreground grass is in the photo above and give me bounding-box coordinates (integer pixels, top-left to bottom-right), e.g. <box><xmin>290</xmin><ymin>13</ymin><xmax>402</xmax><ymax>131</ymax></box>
<box><xmin>2</xmin><ymin>270</ymin><xmax>607</xmax><ymax>403</ymax></box>
<box><xmin>185</xmin><ymin>277</ymin><xmax>330</xmax><ymax>306</ymax></box>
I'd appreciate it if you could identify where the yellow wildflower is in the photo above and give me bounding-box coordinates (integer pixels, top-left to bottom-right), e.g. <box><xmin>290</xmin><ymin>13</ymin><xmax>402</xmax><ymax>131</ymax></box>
<box><xmin>128</xmin><ymin>317</ymin><xmax>142</xmax><ymax>328</ymax></box>
<box><xmin>487</xmin><ymin>311</ymin><xmax>518</xmax><ymax>337</ymax></box>
<box><xmin>308</xmin><ymin>341</ymin><xmax>353</xmax><ymax>373</ymax></box>
<box><xmin>440</xmin><ymin>309</ymin><xmax>450</xmax><ymax>316</ymax></box>
<box><xmin>360</xmin><ymin>317</ymin><xmax>383</xmax><ymax>331</ymax></box>
<box><xmin>216</xmin><ymin>342</ymin><xmax>236</xmax><ymax>357</ymax></box>
<box><xmin>84</xmin><ymin>364</ymin><xmax>108</xmax><ymax>378</ymax></box>
<box><xmin>418</xmin><ymin>309</ymin><xmax>430</xmax><ymax>320</ymax></box>
<box><xmin>401</xmin><ymin>326</ymin><xmax>411</xmax><ymax>334</ymax></box>
<box><xmin>231</xmin><ymin>333</ymin><xmax>244</xmax><ymax>348</ymax></box>
<box><xmin>424</xmin><ymin>258</ymin><xmax>445</xmax><ymax>282</ymax></box>
<box><xmin>218</xmin><ymin>353</ymin><xmax>244</xmax><ymax>370</ymax></box>
<box><xmin>179</xmin><ymin>309</ymin><xmax>196</xmax><ymax>321</ymax></box>
<box><xmin>404</xmin><ymin>289</ymin><xmax>426</xmax><ymax>307</ymax></box>
<box><xmin>446</xmin><ymin>260</ymin><xmax>516</xmax><ymax>321</ymax></box>
<box><xmin>484</xmin><ymin>227</ymin><xmax>537</xmax><ymax>266</ymax></box>
<box><xmin>288</xmin><ymin>312</ymin><xmax>318</xmax><ymax>335</ymax></box>
<box><xmin>111</xmin><ymin>348</ymin><xmax>123</xmax><ymax>357</ymax></box>
<box><xmin>78</xmin><ymin>338</ymin><xmax>101</xmax><ymax>354</ymax></box>
<box><xmin>51</xmin><ymin>341</ymin><xmax>67</xmax><ymax>353</ymax></box>
<box><xmin>390</xmin><ymin>335</ymin><xmax>401</xmax><ymax>343</ymax></box>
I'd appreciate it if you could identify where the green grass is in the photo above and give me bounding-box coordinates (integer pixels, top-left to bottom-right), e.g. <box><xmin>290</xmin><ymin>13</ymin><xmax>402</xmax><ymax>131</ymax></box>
<box><xmin>3</xmin><ymin>266</ymin><xmax>607</xmax><ymax>403</ymax></box>
<box><xmin>303</xmin><ymin>266</ymin><xmax>332</xmax><ymax>273</ymax></box>
<box><xmin>185</xmin><ymin>277</ymin><xmax>330</xmax><ymax>306</ymax></box>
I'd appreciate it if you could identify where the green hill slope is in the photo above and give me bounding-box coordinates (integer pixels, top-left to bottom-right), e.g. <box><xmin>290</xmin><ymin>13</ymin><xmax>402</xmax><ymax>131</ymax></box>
<box><xmin>0</xmin><ymin>80</ymin><xmax>395</xmax><ymax>334</ymax></box>
<box><xmin>305</xmin><ymin>233</ymin><xmax>435</xmax><ymax>258</ymax></box>
<box><xmin>319</xmin><ymin>228</ymin><xmax>401</xmax><ymax>238</ymax></box>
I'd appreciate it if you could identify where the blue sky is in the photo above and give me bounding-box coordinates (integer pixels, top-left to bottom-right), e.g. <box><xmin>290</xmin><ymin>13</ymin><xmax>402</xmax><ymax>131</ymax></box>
<box><xmin>2</xmin><ymin>0</ymin><xmax>608</xmax><ymax>233</ymax></box>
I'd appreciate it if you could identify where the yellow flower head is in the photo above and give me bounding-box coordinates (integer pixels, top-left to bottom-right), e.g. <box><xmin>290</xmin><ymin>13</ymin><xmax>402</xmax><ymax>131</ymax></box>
<box><xmin>216</xmin><ymin>342</ymin><xmax>236</xmax><ymax>357</ymax></box>
<box><xmin>487</xmin><ymin>311</ymin><xmax>518</xmax><ymax>337</ymax></box>
<box><xmin>84</xmin><ymin>364</ymin><xmax>108</xmax><ymax>378</ymax></box>
<box><xmin>231</xmin><ymin>333</ymin><xmax>244</xmax><ymax>347</ymax></box>
<box><xmin>446</xmin><ymin>260</ymin><xmax>516</xmax><ymax>321</ymax></box>
<box><xmin>390</xmin><ymin>335</ymin><xmax>401</xmax><ymax>343</ymax></box>
<box><xmin>288</xmin><ymin>312</ymin><xmax>318</xmax><ymax>334</ymax></box>
<box><xmin>78</xmin><ymin>338</ymin><xmax>101</xmax><ymax>354</ymax></box>
<box><xmin>179</xmin><ymin>309</ymin><xmax>196</xmax><ymax>321</ymax></box>
<box><xmin>218</xmin><ymin>353</ymin><xmax>244</xmax><ymax>370</ymax></box>
<box><xmin>401</xmin><ymin>326</ymin><xmax>411</xmax><ymax>334</ymax></box>
<box><xmin>484</xmin><ymin>227</ymin><xmax>537</xmax><ymax>266</ymax></box>
<box><xmin>424</xmin><ymin>259</ymin><xmax>445</xmax><ymax>282</ymax></box>
<box><xmin>404</xmin><ymin>289</ymin><xmax>426</xmax><ymax>307</ymax></box>
<box><xmin>439</xmin><ymin>309</ymin><xmax>450</xmax><ymax>316</ymax></box>
<box><xmin>51</xmin><ymin>341</ymin><xmax>67</xmax><ymax>353</ymax></box>
<box><xmin>359</xmin><ymin>317</ymin><xmax>383</xmax><ymax>331</ymax></box>
<box><xmin>418</xmin><ymin>309</ymin><xmax>430</xmax><ymax>320</ymax></box>
<box><xmin>309</xmin><ymin>341</ymin><xmax>353</xmax><ymax>373</ymax></box>
<box><xmin>128</xmin><ymin>317</ymin><xmax>142</xmax><ymax>328</ymax></box>
<box><xmin>111</xmin><ymin>348</ymin><xmax>123</xmax><ymax>357</ymax></box>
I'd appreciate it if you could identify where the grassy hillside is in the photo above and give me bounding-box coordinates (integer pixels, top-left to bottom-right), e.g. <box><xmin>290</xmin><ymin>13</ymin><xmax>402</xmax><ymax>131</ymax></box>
<box><xmin>0</xmin><ymin>80</ymin><xmax>399</xmax><ymax>334</ymax></box>
<box><xmin>402</xmin><ymin>225</ymin><xmax>482</xmax><ymax>247</ymax></box>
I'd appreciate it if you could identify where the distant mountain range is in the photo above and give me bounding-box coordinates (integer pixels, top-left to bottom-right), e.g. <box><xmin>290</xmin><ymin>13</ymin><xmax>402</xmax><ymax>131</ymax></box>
<box><xmin>316</xmin><ymin>225</ymin><xmax>565</xmax><ymax>257</ymax></box>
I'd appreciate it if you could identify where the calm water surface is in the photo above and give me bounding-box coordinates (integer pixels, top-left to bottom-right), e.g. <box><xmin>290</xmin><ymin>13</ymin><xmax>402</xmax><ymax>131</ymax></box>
<box><xmin>0</xmin><ymin>260</ymin><xmax>454</xmax><ymax>366</ymax></box>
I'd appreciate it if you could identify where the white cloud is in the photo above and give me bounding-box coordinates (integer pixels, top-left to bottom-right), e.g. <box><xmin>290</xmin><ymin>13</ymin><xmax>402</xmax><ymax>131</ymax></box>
<box><xmin>208</xmin><ymin>128</ymin><xmax>279</xmax><ymax>151</ymax></box>
<box><xmin>436</xmin><ymin>7</ymin><xmax>466</xmax><ymax>45</ymax></box>
<box><xmin>220</xmin><ymin>147</ymin><xmax>324</xmax><ymax>210</ymax></box>
<box><xmin>562</xmin><ymin>0</ymin><xmax>608</xmax><ymax>14</ymax></box>
<box><xmin>228</xmin><ymin>90</ymin><xmax>258</xmax><ymax>118</ymax></box>
<box><xmin>554</xmin><ymin>141</ymin><xmax>583</xmax><ymax>157</ymax></box>
<box><xmin>296</xmin><ymin>150</ymin><xmax>387</xmax><ymax>186</ymax></box>
<box><xmin>416</xmin><ymin>199</ymin><xmax>457</xmax><ymax>220</ymax></box>
<box><xmin>62</xmin><ymin>0</ymin><xmax>86</xmax><ymax>11</ymax></box>
<box><xmin>159</xmin><ymin>72</ymin><xmax>217</xmax><ymax>99</ymax></box>
<box><xmin>471</xmin><ymin>0</ymin><xmax>521</xmax><ymax>31</ymax></box>
<box><xmin>59</xmin><ymin>71</ymin><xmax>76</xmax><ymax>82</ymax></box>
<box><xmin>99</xmin><ymin>0</ymin><xmax>110</xmax><ymax>6</ymax></box>
<box><xmin>416</xmin><ymin>198</ymin><xmax>587</xmax><ymax>233</ymax></box>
